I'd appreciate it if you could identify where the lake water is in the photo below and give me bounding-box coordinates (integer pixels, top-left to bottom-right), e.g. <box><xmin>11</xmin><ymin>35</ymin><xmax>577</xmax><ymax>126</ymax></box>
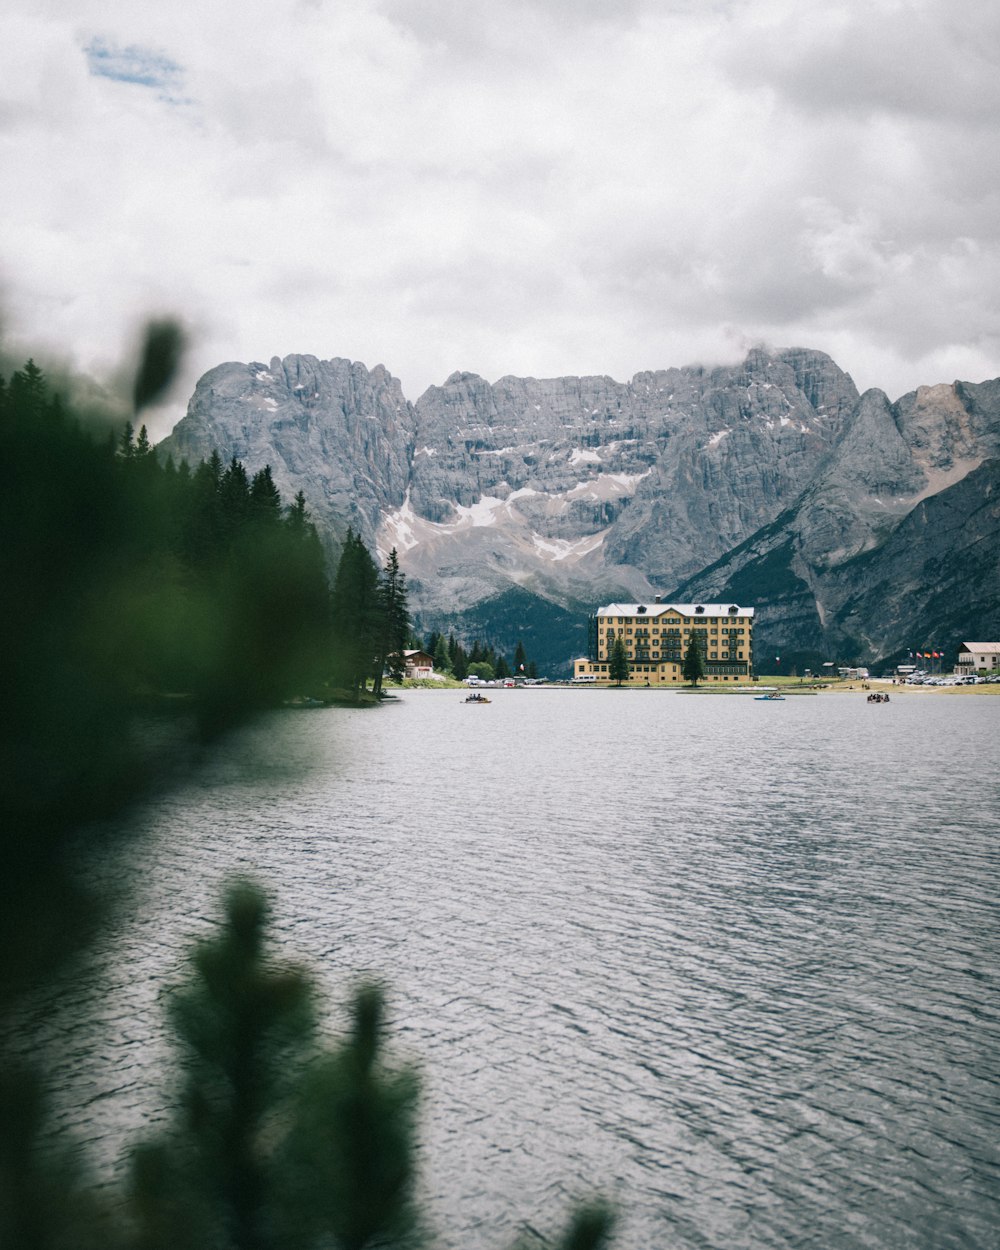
<box><xmin>24</xmin><ymin>689</ymin><xmax>1000</xmax><ymax>1249</ymax></box>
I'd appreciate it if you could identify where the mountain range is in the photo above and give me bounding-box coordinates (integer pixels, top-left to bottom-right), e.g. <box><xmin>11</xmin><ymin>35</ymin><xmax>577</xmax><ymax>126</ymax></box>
<box><xmin>157</xmin><ymin>347</ymin><xmax>1000</xmax><ymax>675</ymax></box>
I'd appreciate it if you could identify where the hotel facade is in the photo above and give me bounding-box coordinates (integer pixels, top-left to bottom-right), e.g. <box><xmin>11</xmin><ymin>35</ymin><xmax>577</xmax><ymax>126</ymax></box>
<box><xmin>573</xmin><ymin>599</ymin><xmax>755</xmax><ymax>684</ymax></box>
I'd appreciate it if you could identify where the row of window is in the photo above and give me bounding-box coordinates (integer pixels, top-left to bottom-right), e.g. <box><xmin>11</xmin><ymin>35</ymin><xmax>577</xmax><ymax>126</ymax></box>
<box><xmin>602</xmin><ymin>627</ymin><xmax>748</xmax><ymax>637</ymax></box>
<box><xmin>601</xmin><ymin>651</ymin><xmax>745</xmax><ymax>661</ymax></box>
<box><xmin>582</xmin><ymin>664</ymin><xmax>746</xmax><ymax>680</ymax></box>
<box><xmin>601</xmin><ymin>616</ymin><xmax>743</xmax><ymax>626</ymax></box>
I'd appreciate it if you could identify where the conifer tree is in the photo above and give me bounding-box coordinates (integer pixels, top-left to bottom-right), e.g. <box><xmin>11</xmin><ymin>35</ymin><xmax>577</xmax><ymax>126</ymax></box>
<box><xmin>514</xmin><ymin>639</ymin><xmax>528</xmax><ymax>675</ymax></box>
<box><xmin>331</xmin><ymin>530</ymin><xmax>381</xmax><ymax>698</ymax></box>
<box><xmin>286</xmin><ymin>490</ymin><xmax>309</xmax><ymax>533</ymax></box>
<box><xmin>433</xmin><ymin>635</ymin><xmax>451</xmax><ymax>674</ymax></box>
<box><xmin>277</xmin><ymin>984</ymin><xmax>421</xmax><ymax>1250</ymax></box>
<box><xmin>450</xmin><ymin>640</ymin><xmax>469</xmax><ymax>681</ymax></box>
<box><xmin>371</xmin><ymin>548</ymin><xmax>410</xmax><ymax>697</ymax></box>
<box><xmin>129</xmin><ymin>881</ymin><xmax>315</xmax><ymax>1250</ymax></box>
<box><xmin>682</xmin><ymin>636</ymin><xmax>705</xmax><ymax>686</ymax></box>
<box><xmin>609</xmin><ymin>637</ymin><xmax>630</xmax><ymax>686</ymax></box>
<box><xmin>8</xmin><ymin>359</ymin><xmax>48</xmax><ymax>419</ymax></box>
<box><xmin>249</xmin><ymin>466</ymin><xmax>282</xmax><ymax>526</ymax></box>
<box><xmin>220</xmin><ymin>457</ymin><xmax>251</xmax><ymax>540</ymax></box>
<box><xmin>119</xmin><ymin>420</ymin><xmax>136</xmax><ymax>459</ymax></box>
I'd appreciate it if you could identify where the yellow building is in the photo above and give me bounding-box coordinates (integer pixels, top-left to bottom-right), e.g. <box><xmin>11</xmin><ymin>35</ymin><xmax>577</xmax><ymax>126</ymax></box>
<box><xmin>573</xmin><ymin>598</ymin><xmax>754</xmax><ymax>684</ymax></box>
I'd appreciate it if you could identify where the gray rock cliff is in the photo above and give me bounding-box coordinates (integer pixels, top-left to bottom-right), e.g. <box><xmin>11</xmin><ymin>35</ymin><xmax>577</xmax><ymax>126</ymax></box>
<box><xmin>159</xmin><ymin>348</ymin><xmax>1000</xmax><ymax>671</ymax></box>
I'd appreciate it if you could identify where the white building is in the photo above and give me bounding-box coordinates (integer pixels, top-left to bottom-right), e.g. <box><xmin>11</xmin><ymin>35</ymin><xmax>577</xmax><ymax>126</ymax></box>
<box><xmin>955</xmin><ymin>642</ymin><xmax>1000</xmax><ymax>675</ymax></box>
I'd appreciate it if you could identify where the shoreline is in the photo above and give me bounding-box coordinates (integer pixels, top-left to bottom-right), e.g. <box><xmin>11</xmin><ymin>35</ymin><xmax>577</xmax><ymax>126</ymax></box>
<box><xmin>545</xmin><ymin>680</ymin><xmax>1000</xmax><ymax>695</ymax></box>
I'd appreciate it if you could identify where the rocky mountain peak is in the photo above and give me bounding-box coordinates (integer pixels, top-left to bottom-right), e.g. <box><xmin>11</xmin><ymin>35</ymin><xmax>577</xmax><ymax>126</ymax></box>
<box><xmin>158</xmin><ymin>347</ymin><xmax>1000</xmax><ymax>670</ymax></box>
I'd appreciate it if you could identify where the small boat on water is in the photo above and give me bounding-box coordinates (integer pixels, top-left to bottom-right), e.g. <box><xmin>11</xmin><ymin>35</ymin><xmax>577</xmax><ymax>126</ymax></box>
<box><xmin>464</xmin><ymin>693</ymin><xmax>491</xmax><ymax>704</ymax></box>
<box><xmin>754</xmin><ymin>692</ymin><xmax>785</xmax><ymax>701</ymax></box>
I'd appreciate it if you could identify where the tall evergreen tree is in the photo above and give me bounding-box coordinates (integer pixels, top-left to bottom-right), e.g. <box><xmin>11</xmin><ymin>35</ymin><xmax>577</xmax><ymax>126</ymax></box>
<box><xmin>682</xmin><ymin>636</ymin><xmax>705</xmax><ymax>686</ymax></box>
<box><xmin>371</xmin><ymin>548</ymin><xmax>410</xmax><ymax>697</ymax></box>
<box><xmin>514</xmin><ymin>639</ymin><xmax>528</xmax><ymax>675</ymax></box>
<box><xmin>118</xmin><ymin>420</ymin><xmax>136</xmax><ymax>460</ymax></box>
<box><xmin>219</xmin><ymin>457</ymin><xmax>251</xmax><ymax>539</ymax></box>
<box><xmin>331</xmin><ymin>530</ymin><xmax>381</xmax><ymax>699</ymax></box>
<box><xmin>433</xmin><ymin>634</ymin><xmax>451</xmax><ymax>675</ymax></box>
<box><xmin>286</xmin><ymin>490</ymin><xmax>309</xmax><ymax>534</ymax></box>
<box><xmin>249</xmin><ymin>466</ymin><xmax>282</xmax><ymax>526</ymax></box>
<box><xmin>7</xmin><ymin>359</ymin><xmax>48</xmax><ymax>419</ymax></box>
<box><xmin>609</xmin><ymin>637</ymin><xmax>630</xmax><ymax>686</ymax></box>
<box><xmin>450</xmin><ymin>640</ymin><xmax>469</xmax><ymax>681</ymax></box>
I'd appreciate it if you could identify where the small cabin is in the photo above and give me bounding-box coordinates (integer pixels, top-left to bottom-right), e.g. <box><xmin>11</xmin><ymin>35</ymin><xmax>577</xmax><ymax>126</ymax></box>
<box><xmin>402</xmin><ymin>649</ymin><xmax>435</xmax><ymax>678</ymax></box>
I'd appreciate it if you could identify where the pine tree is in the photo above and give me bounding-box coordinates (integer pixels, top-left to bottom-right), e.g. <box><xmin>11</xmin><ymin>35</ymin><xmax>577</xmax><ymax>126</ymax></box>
<box><xmin>118</xmin><ymin>420</ymin><xmax>136</xmax><ymax>460</ymax></box>
<box><xmin>682</xmin><ymin>636</ymin><xmax>705</xmax><ymax>686</ymax></box>
<box><xmin>450</xmin><ymin>641</ymin><xmax>469</xmax><ymax>680</ymax></box>
<box><xmin>433</xmin><ymin>634</ymin><xmax>451</xmax><ymax>674</ymax></box>
<box><xmin>8</xmin><ymin>359</ymin><xmax>48</xmax><ymax>419</ymax></box>
<box><xmin>219</xmin><ymin>457</ymin><xmax>251</xmax><ymax>539</ymax></box>
<box><xmin>129</xmin><ymin>881</ymin><xmax>315</xmax><ymax>1250</ymax></box>
<box><xmin>331</xmin><ymin>530</ymin><xmax>381</xmax><ymax>699</ymax></box>
<box><xmin>609</xmin><ymin>637</ymin><xmax>630</xmax><ymax>686</ymax></box>
<box><xmin>371</xmin><ymin>548</ymin><xmax>410</xmax><ymax>697</ymax></box>
<box><xmin>249</xmin><ymin>466</ymin><xmax>282</xmax><ymax>527</ymax></box>
<box><xmin>277</xmin><ymin>984</ymin><xmax>421</xmax><ymax>1250</ymax></box>
<box><xmin>286</xmin><ymin>490</ymin><xmax>309</xmax><ymax>534</ymax></box>
<box><xmin>514</xmin><ymin>639</ymin><xmax>528</xmax><ymax>675</ymax></box>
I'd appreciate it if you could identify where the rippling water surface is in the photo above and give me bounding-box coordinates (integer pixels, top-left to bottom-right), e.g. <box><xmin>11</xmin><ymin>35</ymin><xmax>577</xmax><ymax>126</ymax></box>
<box><xmin>26</xmin><ymin>689</ymin><xmax>1000</xmax><ymax>1248</ymax></box>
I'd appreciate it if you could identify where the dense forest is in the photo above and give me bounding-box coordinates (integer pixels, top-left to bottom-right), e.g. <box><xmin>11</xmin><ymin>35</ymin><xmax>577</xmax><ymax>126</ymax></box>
<box><xmin>420</xmin><ymin>632</ymin><xmax>538</xmax><ymax>683</ymax></box>
<box><xmin>0</xmin><ymin>346</ymin><xmax>610</xmax><ymax>1250</ymax></box>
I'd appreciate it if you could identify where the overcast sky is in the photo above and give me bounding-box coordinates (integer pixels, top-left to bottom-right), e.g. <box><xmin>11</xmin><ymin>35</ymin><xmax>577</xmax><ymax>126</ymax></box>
<box><xmin>2</xmin><ymin>0</ymin><xmax>999</xmax><ymax>438</ymax></box>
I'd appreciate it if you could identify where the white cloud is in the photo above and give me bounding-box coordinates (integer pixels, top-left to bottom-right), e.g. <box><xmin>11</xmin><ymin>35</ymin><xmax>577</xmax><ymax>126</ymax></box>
<box><xmin>0</xmin><ymin>0</ymin><xmax>997</xmax><ymax>439</ymax></box>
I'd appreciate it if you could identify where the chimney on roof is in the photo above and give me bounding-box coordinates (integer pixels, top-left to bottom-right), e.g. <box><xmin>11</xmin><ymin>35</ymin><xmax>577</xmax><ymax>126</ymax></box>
<box><xmin>654</xmin><ymin>594</ymin><xmax>662</xmax><ymax>603</ymax></box>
